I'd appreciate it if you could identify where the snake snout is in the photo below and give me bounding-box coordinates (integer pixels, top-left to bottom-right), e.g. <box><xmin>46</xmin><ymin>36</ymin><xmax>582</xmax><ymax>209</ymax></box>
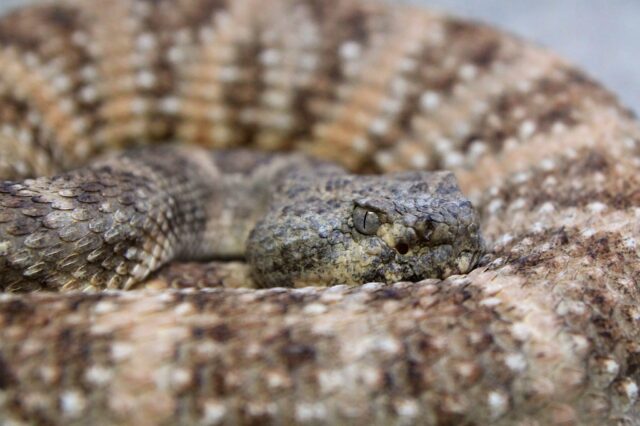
<box><xmin>455</xmin><ymin>250</ymin><xmax>479</xmax><ymax>274</ymax></box>
<box><xmin>422</xmin><ymin>219</ymin><xmax>455</xmax><ymax>246</ymax></box>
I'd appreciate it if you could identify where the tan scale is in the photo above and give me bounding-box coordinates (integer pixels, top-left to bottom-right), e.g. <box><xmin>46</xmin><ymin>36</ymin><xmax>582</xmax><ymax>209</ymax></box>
<box><xmin>0</xmin><ymin>1</ymin><xmax>640</xmax><ymax>425</ymax></box>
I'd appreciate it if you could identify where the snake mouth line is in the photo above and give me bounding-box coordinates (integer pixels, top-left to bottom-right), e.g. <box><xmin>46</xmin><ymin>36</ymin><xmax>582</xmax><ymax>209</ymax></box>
<box><xmin>206</xmin><ymin>254</ymin><xmax>246</xmax><ymax>262</ymax></box>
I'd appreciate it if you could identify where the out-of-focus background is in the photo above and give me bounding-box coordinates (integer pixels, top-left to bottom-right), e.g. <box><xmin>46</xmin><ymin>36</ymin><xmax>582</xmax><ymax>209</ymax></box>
<box><xmin>1</xmin><ymin>0</ymin><xmax>638</xmax><ymax>112</ymax></box>
<box><xmin>413</xmin><ymin>0</ymin><xmax>640</xmax><ymax>113</ymax></box>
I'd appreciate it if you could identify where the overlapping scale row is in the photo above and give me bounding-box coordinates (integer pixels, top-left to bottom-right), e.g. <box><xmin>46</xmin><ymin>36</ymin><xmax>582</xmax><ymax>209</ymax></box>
<box><xmin>0</xmin><ymin>147</ymin><xmax>215</xmax><ymax>291</ymax></box>
<box><xmin>0</xmin><ymin>0</ymin><xmax>631</xmax><ymax>185</ymax></box>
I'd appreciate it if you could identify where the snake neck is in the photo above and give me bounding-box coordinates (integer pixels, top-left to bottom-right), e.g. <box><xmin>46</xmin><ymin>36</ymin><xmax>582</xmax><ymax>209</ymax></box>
<box><xmin>107</xmin><ymin>148</ymin><xmax>338</xmax><ymax>262</ymax></box>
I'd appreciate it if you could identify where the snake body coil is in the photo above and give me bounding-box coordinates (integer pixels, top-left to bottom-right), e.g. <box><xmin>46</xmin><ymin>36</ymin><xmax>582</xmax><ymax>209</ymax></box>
<box><xmin>0</xmin><ymin>147</ymin><xmax>482</xmax><ymax>291</ymax></box>
<box><xmin>1</xmin><ymin>1</ymin><xmax>640</xmax><ymax>425</ymax></box>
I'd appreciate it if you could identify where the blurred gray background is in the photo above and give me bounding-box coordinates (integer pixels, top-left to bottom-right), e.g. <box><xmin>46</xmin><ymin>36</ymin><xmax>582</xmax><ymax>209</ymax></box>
<box><xmin>1</xmin><ymin>0</ymin><xmax>638</xmax><ymax>112</ymax></box>
<box><xmin>414</xmin><ymin>0</ymin><xmax>640</xmax><ymax>113</ymax></box>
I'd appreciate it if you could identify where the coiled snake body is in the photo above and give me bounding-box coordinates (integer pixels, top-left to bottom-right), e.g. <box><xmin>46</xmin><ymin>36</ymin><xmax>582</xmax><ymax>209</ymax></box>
<box><xmin>0</xmin><ymin>146</ymin><xmax>482</xmax><ymax>290</ymax></box>
<box><xmin>0</xmin><ymin>1</ymin><xmax>640</xmax><ymax>425</ymax></box>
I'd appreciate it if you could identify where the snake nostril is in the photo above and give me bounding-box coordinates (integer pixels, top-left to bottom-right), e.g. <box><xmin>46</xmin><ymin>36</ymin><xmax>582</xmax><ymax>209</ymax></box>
<box><xmin>395</xmin><ymin>242</ymin><xmax>409</xmax><ymax>255</ymax></box>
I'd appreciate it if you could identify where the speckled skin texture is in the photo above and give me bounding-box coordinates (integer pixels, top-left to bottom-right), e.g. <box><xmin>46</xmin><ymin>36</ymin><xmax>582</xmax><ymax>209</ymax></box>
<box><xmin>0</xmin><ymin>146</ymin><xmax>482</xmax><ymax>290</ymax></box>
<box><xmin>1</xmin><ymin>0</ymin><xmax>640</xmax><ymax>425</ymax></box>
<box><xmin>248</xmin><ymin>169</ymin><xmax>482</xmax><ymax>287</ymax></box>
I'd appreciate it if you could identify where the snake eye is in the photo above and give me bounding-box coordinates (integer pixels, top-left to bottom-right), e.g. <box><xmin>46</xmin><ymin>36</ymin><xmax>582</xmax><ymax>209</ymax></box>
<box><xmin>353</xmin><ymin>206</ymin><xmax>381</xmax><ymax>235</ymax></box>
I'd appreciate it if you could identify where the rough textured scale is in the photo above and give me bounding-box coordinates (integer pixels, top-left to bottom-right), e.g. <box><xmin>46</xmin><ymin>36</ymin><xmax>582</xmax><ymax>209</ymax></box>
<box><xmin>0</xmin><ymin>146</ymin><xmax>482</xmax><ymax>290</ymax></box>
<box><xmin>1</xmin><ymin>0</ymin><xmax>640</xmax><ymax>425</ymax></box>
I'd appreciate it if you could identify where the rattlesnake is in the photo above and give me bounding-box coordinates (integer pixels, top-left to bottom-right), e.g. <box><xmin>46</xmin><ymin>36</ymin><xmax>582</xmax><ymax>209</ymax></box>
<box><xmin>1</xmin><ymin>0</ymin><xmax>640</xmax><ymax>425</ymax></box>
<box><xmin>0</xmin><ymin>145</ymin><xmax>483</xmax><ymax>291</ymax></box>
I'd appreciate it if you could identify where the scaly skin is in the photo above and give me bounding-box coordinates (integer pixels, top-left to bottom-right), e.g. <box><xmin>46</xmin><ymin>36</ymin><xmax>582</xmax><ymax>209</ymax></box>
<box><xmin>248</xmin><ymin>168</ymin><xmax>482</xmax><ymax>287</ymax></box>
<box><xmin>1</xmin><ymin>0</ymin><xmax>640</xmax><ymax>425</ymax></box>
<box><xmin>0</xmin><ymin>146</ymin><xmax>482</xmax><ymax>291</ymax></box>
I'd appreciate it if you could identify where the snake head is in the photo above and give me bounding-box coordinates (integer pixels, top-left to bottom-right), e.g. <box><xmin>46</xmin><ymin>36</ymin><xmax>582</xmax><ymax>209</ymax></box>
<box><xmin>247</xmin><ymin>170</ymin><xmax>484</xmax><ymax>288</ymax></box>
<box><xmin>347</xmin><ymin>171</ymin><xmax>484</xmax><ymax>283</ymax></box>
